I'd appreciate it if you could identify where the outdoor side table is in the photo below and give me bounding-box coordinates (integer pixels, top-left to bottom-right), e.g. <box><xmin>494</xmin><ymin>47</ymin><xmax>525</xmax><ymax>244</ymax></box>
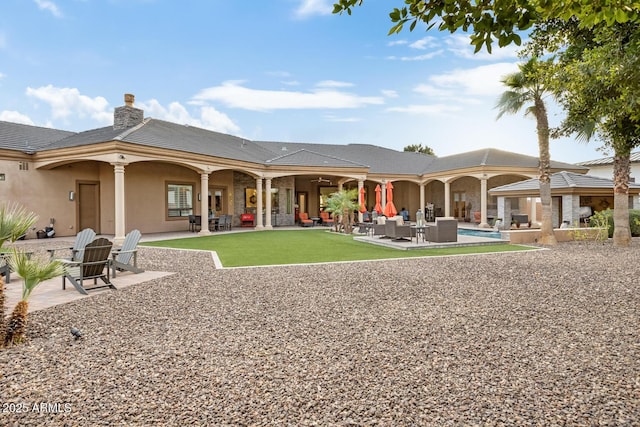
<box><xmin>411</xmin><ymin>225</ymin><xmax>427</xmax><ymax>244</ymax></box>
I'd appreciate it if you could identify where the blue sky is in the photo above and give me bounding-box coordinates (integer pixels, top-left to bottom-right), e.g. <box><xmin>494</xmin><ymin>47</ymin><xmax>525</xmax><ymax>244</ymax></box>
<box><xmin>0</xmin><ymin>0</ymin><xmax>609</xmax><ymax>163</ymax></box>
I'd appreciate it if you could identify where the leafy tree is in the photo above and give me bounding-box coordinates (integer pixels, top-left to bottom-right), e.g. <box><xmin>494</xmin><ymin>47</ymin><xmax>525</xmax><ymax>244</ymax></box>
<box><xmin>496</xmin><ymin>57</ymin><xmax>557</xmax><ymax>246</ymax></box>
<box><xmin>534</xmin><ymin>21</ymin><xmax>640</xmax><ymax>246</ymax></box>
<box><xmin>333</xmin><ymin>0</ymin><xmax>639</xmax><ymax>53</ymax></box>
<box><xmin>324</xmin><ymin>188</ymin><xmax>361</xmax><ymax>234</ymax></box>
<box><xmin>404</xmin><ymin>144</ymin><xmax>435</xmax><ymax>155</ymax></box>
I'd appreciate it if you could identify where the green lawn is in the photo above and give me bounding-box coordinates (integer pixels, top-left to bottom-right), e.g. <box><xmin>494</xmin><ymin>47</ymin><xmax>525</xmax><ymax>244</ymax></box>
<box><xmin>141</xmin><ymin>229</ymin><xmax>536</xmax><ymax>267</ymax></box>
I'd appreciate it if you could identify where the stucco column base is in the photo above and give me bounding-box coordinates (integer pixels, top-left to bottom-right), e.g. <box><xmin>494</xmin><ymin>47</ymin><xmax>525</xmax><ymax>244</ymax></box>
<box><xmin>113</xmin><ymin>237</ymin><xmax>125</xmax><ymax>245</ymax></box>
<box><xmin>198</xmin><ymin>229</ymin><xmax>211</xmax><ymax>236</ymax></box>
<box><xmin>255</xmin><ymin>225</ymin><xmax>265</xmax><ymax>230</ymax></box>
<box><xmin>479</xmin><ymin>222</ymin><xmax>491</xmax><ymax>228</ymax></box>
<box><xmin>263</xmin><ymin>225</ymin><xmax>273</xmax><ymax>230</ymax></box>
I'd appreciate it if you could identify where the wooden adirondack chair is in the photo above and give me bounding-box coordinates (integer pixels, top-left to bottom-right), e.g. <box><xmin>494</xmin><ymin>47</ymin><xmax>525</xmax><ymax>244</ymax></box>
<box><xmin>47</xmin><ymin>228</ymin><xmax>96</xmax><ymax>261</ymax></box>
<box><xmin>60</xmin><ymin>237</ymin><xmax>115</xmax><ymax>295</ymax></box>
<box><xmin>111</xmin><ymin>229</ymin><xmax>144</xmax><ymax>277</ymax></box>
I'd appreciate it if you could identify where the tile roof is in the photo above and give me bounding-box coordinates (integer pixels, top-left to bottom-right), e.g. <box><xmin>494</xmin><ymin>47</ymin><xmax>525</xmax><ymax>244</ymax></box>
<box><xmin>426</xmin><ymin>148</ymin><xmax>587</xmax><ymax>173</ymax></box>
<box><xmin>490</xmin><ymin>171</ymin><xmax>640</xmax><ymax>193</ymax></box>
<box><xmin>577</xmin><ymin>151</ymin><xmax>640</xmax><ymax>166</ymax></box>
<box><xmin>254</xmin><ymin>141</ymin><xmax>437</xmax><ymax>174</ymax></box>
<box><xmin>0</xmin><ymin>119</ymin><xmax>587</xmax><ymax>176</ymax></box>
<box><xmin>263</xmin><ymin>148</ymin><xmax>368</xmax><ymax>168</ymax></box>
<box><xmin>0</xmin><ymin>120</ymin><xmax>74</xmax><ymax>153</ymax></box>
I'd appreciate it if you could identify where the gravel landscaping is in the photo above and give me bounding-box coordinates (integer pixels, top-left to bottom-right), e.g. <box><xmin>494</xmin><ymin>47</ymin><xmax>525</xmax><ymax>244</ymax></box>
<box><xmin>1</xmin><ymin>239</ymin><xmax>639</xmax><ymax>426</ymax></box>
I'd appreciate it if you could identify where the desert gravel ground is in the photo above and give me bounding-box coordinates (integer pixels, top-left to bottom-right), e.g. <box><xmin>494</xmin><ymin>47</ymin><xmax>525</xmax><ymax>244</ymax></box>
<box><xmin>1</xmin><ymin>239</ymin><xmax>639</xmax><ymax>426</ymax></box>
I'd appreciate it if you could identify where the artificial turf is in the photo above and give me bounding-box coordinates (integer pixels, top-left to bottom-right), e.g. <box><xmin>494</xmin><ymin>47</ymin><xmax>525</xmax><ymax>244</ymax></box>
<box><xmin>141</xmin><ymin>229</ymin><xmax>536</xmax><ymax>267</ymax></box>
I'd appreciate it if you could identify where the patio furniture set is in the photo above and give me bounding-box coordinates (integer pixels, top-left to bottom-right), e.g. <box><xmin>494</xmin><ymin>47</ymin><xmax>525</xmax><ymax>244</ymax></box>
<box><xmin>0</xmin><ymin>228</ymin><xmax>147</xmax><ymax>296</ymax></box>
<box><xmin>188</xmin><ymin>214</ymin><xmax>234</xmax><ymax>232</ymax></box>
<box><xmin>360</xmin><ymin>216</ymin><xmax>458</xmax><ymax>244</ymax></box>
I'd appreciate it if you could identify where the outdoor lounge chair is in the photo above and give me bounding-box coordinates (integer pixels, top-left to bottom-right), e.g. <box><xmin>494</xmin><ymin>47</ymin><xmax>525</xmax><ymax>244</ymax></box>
<box><xmin>320</xmin><ymin>212</ymin><xmax>334</xmax><ymax>227</ymax></box>
<box><xmin>384</xmin><ymin>218</ymin><xmax>412</xmax><ymax>241</ymax></box>
<box><xmin>59</xmin><ymin>237</ymin><xmax>116</xmax><ymax>295</ymax></box>
<box><xmin>47</xmin><ymin>227</ymin><xmax>96</xmax><ymax>261</ymax></box>
<box><xmin>111</xmin><ymin>229</ymin><xmax>144</xmax><ymax>277</ymax></box>
<box><xmin>426</xmin><ymin>218</ymin><xmax>458</xmax><ymax>243</ymax></box>
<box><xmin>298</xmin><ymin>212</ymin><xmax>313</xmax><ymax>227</ymax></box>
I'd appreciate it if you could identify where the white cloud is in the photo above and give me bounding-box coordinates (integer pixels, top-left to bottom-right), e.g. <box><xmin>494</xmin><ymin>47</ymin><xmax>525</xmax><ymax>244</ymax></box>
<box><xmin>0</xmin><ymin>110</ymin><xmax>35</xmax><ymax>125</ymax></box>
<box><xmin>387</xmin><ymin>104</ymin><xmax>463</xmax><ymax>115</ymax></box>
<box><xmin>139</xmin><ymin>99</ymin><xmax>240</xmax><ymax>134</ymax></box>
<box><xmin>409</xmin><ymin>36</ymin><xmax>437</xmax><ymax>50</ymax></box>
<box><xmin>428</xmin><ymin>62</ymin><xmax>519</xmax><ymax>97</ymax></box>
<box><xmin>193</xmin><ymin>81</ymin><xmax>384</xmax><ymax>111</ymax></box>
<box><xmin>25</xmin><ymin>85</ymin><xmax>111</xmax><ymax>123</ymax></box>
<box><xmin>34</xmin><ymin>0</ymin><xmax>63</xmax><ymax>18</ymax></box>
<box><xmin>386</xmin><ymin>50</ymin><xmax>444</xmax><ymax>61</ymax></box>
<box><xmin>445</xmin><ymin>34</ymin><xmax>521</xmax><ymax>61</ymax></box>
<box><xmin>316</xmin><ymin>80</ymin><xmax>353</xmax><ymax>88</ymax></box>
<box><xmin>324</xmin><ymin>114</ymin><xmax>360</xmax><ymax>123</ymax></box>
<box><xmin>387</xmin><ymin>40</ymin><xmax>408</xmax><ymax>47</ymax></box>
<box><xmin>381</xmin><ymin>89</ymin><xmax>398</xmax><ymax>98</ymax></box>
<box><xmin>293</xmin><ymin>0</ymin><xmax>333</xmax><ymax>18</ymax></box>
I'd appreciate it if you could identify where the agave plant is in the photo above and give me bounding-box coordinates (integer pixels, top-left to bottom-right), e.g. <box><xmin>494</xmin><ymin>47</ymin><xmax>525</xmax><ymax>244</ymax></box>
<box><xmin>3</xmin><ymin>250</ymin><xmax>64</xmax><ymax>346</ymax></box>
<box><xmin>0</xmin><ymin>202</ymin><xmax>39</xmax><ymax>346</ymax></box>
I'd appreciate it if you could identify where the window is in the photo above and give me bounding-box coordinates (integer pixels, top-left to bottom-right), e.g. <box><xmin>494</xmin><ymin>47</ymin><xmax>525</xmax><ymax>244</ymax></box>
<box><xmin>167</xmin><ymin>183</ymin><xmax>193</xmax><ymax>217</ymax></box>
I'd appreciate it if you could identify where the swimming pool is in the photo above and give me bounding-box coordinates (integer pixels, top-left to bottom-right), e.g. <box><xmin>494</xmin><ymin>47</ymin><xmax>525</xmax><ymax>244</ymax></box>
<box><xmin>457</xmin><ymin>228</ymin><xmax>503</xmax><ymax>239</ymax></box>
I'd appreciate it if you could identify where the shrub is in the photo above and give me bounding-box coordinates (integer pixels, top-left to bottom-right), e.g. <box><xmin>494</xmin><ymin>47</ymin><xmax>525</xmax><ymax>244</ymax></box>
<box><xmin>589</xmin><ymin>209</ymin><xmax>640</xmax><ymax>237</ymax></box>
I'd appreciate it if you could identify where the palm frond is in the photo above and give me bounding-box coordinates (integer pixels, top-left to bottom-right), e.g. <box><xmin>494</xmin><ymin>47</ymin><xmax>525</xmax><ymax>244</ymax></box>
<box><xmin>7</xmin><ymin>249</ymin><xmax>64</xmax><ymax>301</ymax></box>
<box><xmin>0</xmin><ymin>202</ymin><xmax>38</xmax><ymax>248</ymax></box>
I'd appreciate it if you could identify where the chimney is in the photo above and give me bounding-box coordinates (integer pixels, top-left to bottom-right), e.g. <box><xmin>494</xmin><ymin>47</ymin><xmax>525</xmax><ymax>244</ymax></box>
<box><xmin>113</xmin><ymin>93</ymin><xmax>144</xmax><ymax>130</ymax></box>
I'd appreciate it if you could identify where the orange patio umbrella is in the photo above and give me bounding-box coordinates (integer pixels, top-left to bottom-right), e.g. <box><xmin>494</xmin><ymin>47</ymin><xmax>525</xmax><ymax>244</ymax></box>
<box><xmin>359</xmin><ymin>187</ymin><xmax>367</xmax><ymax>213</ymax></box>
<box><xmin>373</xmin><ymin>185</ymin><xmax>383</xmax><ymax>214</ymax></box>
<box><xmin>383</xmin><ymin>182</ymin><xmax>397</xmax><ymax>217</ymax></box>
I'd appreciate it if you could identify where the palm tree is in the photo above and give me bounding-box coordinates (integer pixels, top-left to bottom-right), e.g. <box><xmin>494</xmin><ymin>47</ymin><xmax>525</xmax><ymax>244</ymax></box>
<box><xmin>0</xmin><ymin>202</ymin><xmax>39</xmax><ymax>346</ymax></box>
<box><xmin>4</xmin><ymin>250</ymin><xmax>64</xmax><ymax>346</ymax></box>
<box><xmin>324</xmin><ymin>188</ymin><xmax>361</xmax><ymax>234</ymax></box>
<box><xmin>496</xmin><ymin>57</ymin><xmax>557</xmax><ymax>246</ymax></box>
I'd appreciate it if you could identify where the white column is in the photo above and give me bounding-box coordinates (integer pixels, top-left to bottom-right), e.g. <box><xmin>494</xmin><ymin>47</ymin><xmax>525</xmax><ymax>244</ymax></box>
<box><xmin>419</xmin><ymin>183</ymin><xmax>425</xmax><ymax>215</ymax></box>
<box><xmin>198</xmin><ymin>173</ymin><xmax>211</xmax><ymax>235</ymax></box>
<box><xmin>444</xmin><ymin>181</ymin><xmax>451</xmax><ymax>217</ymax></box>
<box><xmin>381</xmin><ymin>182</ymin><xmax>387</xmax><ymax>214</ymax></box>
<box><xmin>358</xmin><ymin>180</ymin><xmax>364</xmax><ymax>222</ymax></box>
<box><xmin>264</xmin><ymin>178</ymin><xmax>273</xmax><ymax>230</ymax></box>
<box><xmin>255</xmin><ymin>178</ymin><xmax>264</xmax><ymax>229</ymax></box>
<box><xmin>480</xmin><ymin>178</ymin><xmax>489</xmax><ymax>228</ymax></box>
<box><xmin>530</xmin><ymin>197</ymin><xmax>538</xmax><ymax>225</ymax></box>
<box><xmin>113</xmin><ymin>164</ymin><xmax>126</xmax><ymax>245</ymax></box>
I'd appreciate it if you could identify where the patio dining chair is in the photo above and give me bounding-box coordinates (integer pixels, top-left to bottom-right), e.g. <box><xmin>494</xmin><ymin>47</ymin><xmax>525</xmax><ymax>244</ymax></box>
<box><xmin>59</xmin><ymin>237</ymin><xmax>116</xmax><ymax>295</ymax></box>
<box><xmin>111</xmin><ymin>229</ymin><xmax>144</xmax><ymax>277</ymax></box>
<box><xmin>47</xmin><ymin>227</ymin><xmax>96</xmax><ymax>261</ymax></box>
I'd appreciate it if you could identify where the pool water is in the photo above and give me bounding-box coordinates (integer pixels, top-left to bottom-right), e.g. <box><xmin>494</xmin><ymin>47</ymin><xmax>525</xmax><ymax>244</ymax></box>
<box><xmin>457</xmin><ymin>228</ymin><xmax>503</xmax><ymax>239</ymax></box>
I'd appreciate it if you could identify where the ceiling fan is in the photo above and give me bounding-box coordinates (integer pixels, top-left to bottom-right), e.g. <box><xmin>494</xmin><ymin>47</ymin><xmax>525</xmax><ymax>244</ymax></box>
<box><xmin>310</xmin><ymin>176</ymin><xmax>333</xmax><ymax>184</ymax></box>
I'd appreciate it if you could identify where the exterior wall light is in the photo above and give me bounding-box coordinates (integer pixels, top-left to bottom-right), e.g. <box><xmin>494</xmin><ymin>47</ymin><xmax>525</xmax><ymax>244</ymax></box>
<box><xmin>69</xmin><ymin>191</ymin><xmax>75</xmax><ymax>201</ymax></box>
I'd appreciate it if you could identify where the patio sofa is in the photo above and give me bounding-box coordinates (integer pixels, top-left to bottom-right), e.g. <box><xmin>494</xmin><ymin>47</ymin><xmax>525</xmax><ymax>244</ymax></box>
<box><xmin>426</xmin><ymin>218</ymin><xmax>458</xmax><ymax>242</ymax></box>
<box><xmin>384</xmin><ymin>217</ymin><xmax>412</xmax><ymax>241</ymax></box>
